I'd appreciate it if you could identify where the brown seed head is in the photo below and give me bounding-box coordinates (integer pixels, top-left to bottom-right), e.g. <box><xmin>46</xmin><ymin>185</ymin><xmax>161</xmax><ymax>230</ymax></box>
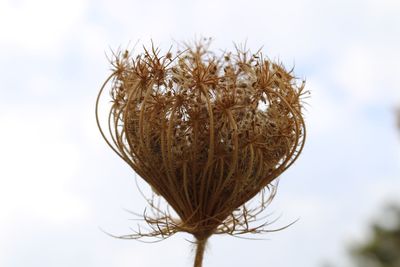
<box><xmin>96</xmin><ymin>40</ymin><xmax>308</xmax><ymax>241</ymax></box>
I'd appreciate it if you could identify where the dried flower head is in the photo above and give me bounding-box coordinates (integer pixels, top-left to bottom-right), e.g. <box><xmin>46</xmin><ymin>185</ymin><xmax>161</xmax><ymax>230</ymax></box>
<box><xmin>96</xmin><ymin>39</ymin><xmax>307</xmax><ymax>266</ymax></box>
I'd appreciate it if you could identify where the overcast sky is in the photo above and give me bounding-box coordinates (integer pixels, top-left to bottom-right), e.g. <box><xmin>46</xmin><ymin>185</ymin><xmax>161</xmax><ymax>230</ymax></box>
<box><xmin>0</xmin><ymin>0</ymin><xmax>399</xmax><ymax>266</ymax></box>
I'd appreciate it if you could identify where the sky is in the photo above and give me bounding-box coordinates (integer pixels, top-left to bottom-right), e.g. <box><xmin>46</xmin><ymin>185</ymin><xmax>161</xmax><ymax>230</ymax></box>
<box><xmin>0</xmin><ymin>0</ymin><xmax>399</xmax><ymax>266</ymax></box>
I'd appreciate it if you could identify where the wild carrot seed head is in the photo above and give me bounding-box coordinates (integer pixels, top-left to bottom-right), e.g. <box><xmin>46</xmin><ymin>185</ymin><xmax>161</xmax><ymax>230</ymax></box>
<box><xmin>97</xmin><ymin>39</ymin><xmax>307</xmax><ymax>240</ymax></box>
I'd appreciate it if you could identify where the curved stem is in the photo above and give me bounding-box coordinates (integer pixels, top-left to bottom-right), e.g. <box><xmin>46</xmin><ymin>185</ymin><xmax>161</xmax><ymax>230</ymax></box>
<box><xmin>194</xmin><ymin>237</ymin><xmax>208</xmax><ymax>267</ymax></box>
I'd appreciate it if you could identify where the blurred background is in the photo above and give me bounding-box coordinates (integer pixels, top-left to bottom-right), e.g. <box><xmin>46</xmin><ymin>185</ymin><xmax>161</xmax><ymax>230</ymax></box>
<box><xmin>0</xmin><ymin>0</ymin><xmax>399</xmax><ymax>266</ymax></box>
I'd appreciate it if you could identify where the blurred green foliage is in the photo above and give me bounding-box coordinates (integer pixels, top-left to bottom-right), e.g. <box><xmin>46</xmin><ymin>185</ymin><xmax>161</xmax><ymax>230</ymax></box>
<box><xmin>348</xmin><ymin>111</ymin><xmax>400</xmax><ymax>267</ymax></box>
<box><xmin>350</xmin><ymin>204</ymin><xmax>400</xmax><ymax>267</ymax></box>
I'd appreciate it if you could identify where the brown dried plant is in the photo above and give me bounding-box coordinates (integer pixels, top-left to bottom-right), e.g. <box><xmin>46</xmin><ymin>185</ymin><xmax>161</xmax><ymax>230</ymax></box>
<box><xmin>96</xmin><ymin>39</ymin><xmax>307</xmax><ymax>267</ymax></box>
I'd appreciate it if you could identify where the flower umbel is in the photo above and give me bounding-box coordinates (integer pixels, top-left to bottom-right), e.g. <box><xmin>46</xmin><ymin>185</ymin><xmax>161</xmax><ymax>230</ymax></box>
<box><xmin>96</xmin><ymin>39</ymin><xmax>307</xmax><ymax>267</ymax></box>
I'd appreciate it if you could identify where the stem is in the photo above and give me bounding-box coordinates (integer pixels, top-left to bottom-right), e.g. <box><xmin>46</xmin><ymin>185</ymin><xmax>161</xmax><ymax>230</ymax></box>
<box><xmin>193</xmin><ymin>237</ymin><xmax>208</xmax><ymax>267</ymax></box>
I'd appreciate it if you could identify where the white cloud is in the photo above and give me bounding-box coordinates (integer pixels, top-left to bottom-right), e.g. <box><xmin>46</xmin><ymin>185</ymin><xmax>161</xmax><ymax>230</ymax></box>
<box><xmin>334</xmin><ymin>45</ymin><xmax>375</xmax><ymax>102</ymax></box>
<box><xmin>0</xmin><ymin>0</ymin><xmax>87</xmax><ymax>52</ymax></box>
<box><xmin>366</xmin><ymin>0</ymin><xmax>400</xmax><ymax>16</ymax></box>
<box><xmin>305</xmin><ymin>78</ymin><xmax>347</xmax><ymax>135</ymax></box>
<box><xmin>332</xmin><ymin>42</ymin><xmax>400</xmax><ymax>106</ymax></box>
<box><xmin>0</xmin><ymin>109</ymin><xmax>88</xmax><ymax>226</ymax></box>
